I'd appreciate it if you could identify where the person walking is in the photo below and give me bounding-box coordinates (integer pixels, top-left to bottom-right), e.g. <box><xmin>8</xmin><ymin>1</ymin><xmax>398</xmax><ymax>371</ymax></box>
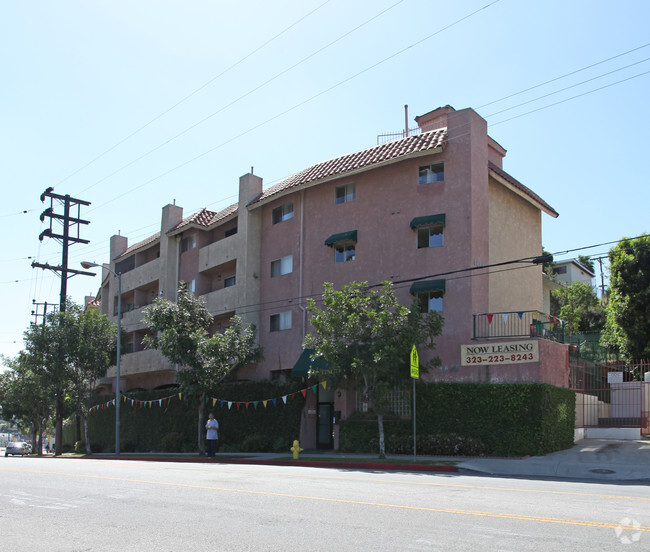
<box><xmin>205</xmin><ymin>412</ymin><xmax>219</xmax><ymax>458</ymax></box>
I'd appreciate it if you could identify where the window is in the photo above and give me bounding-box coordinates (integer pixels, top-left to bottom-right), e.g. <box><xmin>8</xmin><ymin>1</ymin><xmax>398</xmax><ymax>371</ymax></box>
<box><xmin>187</xmin><ymin>280</ymin><xmax>196</xmax><ymax>294</ymax></box>
<box><xmin>272</xmin><ymin>202</ymin><xmax>294</xmax><ymax>224</ymax></box>
<box><xmin>417</xmin><ymin>225</ymin><xmax>444</xmax><ymax>248</ymax></box>
<box><xmin>410</xmin><ymin>280</ymin><xmax>445</xmax><ymax>313</ymax></box>
<box><xmin>418</xmin><ymin>291</ymin><xmax>444</xmax><ymax>313</ymax></box>
<box><xmin>270</xmin><ymin>311</ymin><xmax>292</xmax><ymax>331</ymax></box>
<box><xmin>335</xmin><ymin>244</ymin><xmax>355</xmax><ymax>263</ymax></box>
<box><xmin>418</xmin><ymin>163</ymin><xmax>444</xmax><ymax>184</ymax></box>
<box><xmin>553</xmin><ymin>266</ymin><xmax>567</xmax><ymax>275</ymax></box>
<box><xmin>223</xmin><ymin>275</ymin><xmax>236</xmax><ymax>288</ymax></box>
<box><xmin>271</xmin><ymin>255</ymin><xmax>293</xmax><ymax>277</ymax></box>
<box><xmin>181</xmin><ymin>235</ymin><xmax>196</xmax><ymax>252</ymax></box>
<box><xmin>224</xmin><ymin>227</ymin><xmax>237</xmax><ymax>237</ymax></box>
<box><xmin>335</xmin><ymin>183</ymin><xmax>355</xmax><ymax>204</ymax></box>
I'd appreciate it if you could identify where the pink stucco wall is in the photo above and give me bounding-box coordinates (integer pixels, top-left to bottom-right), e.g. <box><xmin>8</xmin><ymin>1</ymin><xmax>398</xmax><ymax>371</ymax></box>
<box><xmin>253</xmin><ymin>107</ymin><xmax>539</xmax><ymax>378</ymax></box>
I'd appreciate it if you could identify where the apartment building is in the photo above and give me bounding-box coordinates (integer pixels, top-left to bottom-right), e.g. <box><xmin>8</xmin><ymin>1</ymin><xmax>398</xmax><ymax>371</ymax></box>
<box><xmin>95</xmin><ymin>105</ymin><xmax>559</xmax><ymax>446</ymax></box>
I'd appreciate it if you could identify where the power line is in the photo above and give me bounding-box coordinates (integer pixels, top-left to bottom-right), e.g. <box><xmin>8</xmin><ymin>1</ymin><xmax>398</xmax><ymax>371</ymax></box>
<box><xmin>54</xmin><ymin>1</ymin><xmax>334</xmax><ymax>191</ymax></box>
<box><xmin>490</xmin><ymin>69</ymin><xmax>650</xmax><ymax>126</ymax></box>
<box><xmin>77</xmin><ymin>0</ymin><xmax>407</xmax><ymax>196</ymax></box>
<box><xmin>86</xmin><ymin>1</ymin><xmax>502</xmax><ymax>213</ymax></box>
<box><xmin>485</xmin><ymin>56</ymin><xmax>650</xmax><ymax>118</ymax></box>
<box><xmin>477</xmin><ymin>42</ymin><xmax>650</xmax><ymax>110</ymax></box>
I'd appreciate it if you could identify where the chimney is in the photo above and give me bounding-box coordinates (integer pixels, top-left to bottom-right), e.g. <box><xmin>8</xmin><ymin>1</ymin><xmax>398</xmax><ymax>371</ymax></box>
<box><xmin>415</xmin><ymin>105</ymin><xmax>456</xmax><ymax>132</ymax></box>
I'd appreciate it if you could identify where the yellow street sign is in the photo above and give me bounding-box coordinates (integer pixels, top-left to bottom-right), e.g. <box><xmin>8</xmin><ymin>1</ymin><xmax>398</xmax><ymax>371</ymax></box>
<box><xmin>410</xmin><ymin>345</ymin><xmax>419</xmax><ymax>379</ymax></box>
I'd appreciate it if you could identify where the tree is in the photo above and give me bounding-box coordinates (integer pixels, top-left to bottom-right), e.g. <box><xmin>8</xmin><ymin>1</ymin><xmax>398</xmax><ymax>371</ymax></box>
<box><xmin>23</xmin><ymin>308</ymin><xmax>73</xmax><ymax>455</ymax></box>
<box><xmin>21</xmin><ymin>302</ymin><xmax>117</xmax><ymax>454</ymax></box>
<box><xmin>550</xmin><ymin>281</ymin><xmax>605</xmax><ymax>334</ymax></box>
<box><xmin>601</xmin><ymin>234</ymin><xmax>650</xmax><ymax>359</ymax></box>
<box><xmin>143</xmin><ymin>285</ymin><xmax>262</xmax><ymax>454</ymax></box>
<box><xmin>70</xmin><ymin>307</ymin><xmax>118</xmax><ymax>453</ymax></box>
<box><xmin>304</xmin><ymin>281</ymin><xmax>444</xmax><ymax>458</ymax></box>
<box><xmin>577</xmin><ymin>255</ymin><xmax>595</xmax><ymax>273</ymax></box>
<box><xmin>0</xmin><ymin>353</ymin><xmax>54</xmax><ymax>453</ymax></box>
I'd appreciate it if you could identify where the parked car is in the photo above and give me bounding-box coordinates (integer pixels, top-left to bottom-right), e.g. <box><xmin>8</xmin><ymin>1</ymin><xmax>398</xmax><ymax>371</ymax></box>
<box><xmin>5</xmin><ymin>441</ymin><xmax>29</xmax><ymax>456</ymax></box>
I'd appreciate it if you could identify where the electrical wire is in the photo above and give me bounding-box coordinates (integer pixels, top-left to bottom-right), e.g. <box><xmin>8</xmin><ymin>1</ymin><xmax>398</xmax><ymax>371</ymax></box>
<box><xmin>55</xmin><ymin>0</ymin><xmax>334</xmax><ymax>191</ymax></box>
<box><xmin>491</xmin><ymin>70</ymin><xmax>650</xmax><ymax>126</ymax></box>
<box><xmin>477</xmin><ymin>42</ymin><xmax>650</xmax><ymax>110</ymax></box>
<box><xmin>76</xmin><ymin>0</ymin><xmax>407</xmax><ymax>196</ymax></box>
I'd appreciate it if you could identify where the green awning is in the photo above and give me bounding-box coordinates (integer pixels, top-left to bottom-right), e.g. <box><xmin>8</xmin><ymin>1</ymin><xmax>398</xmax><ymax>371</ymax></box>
<box><xmin>409</xmin><ymin>279</ymin><xmax>446</xmax><ymax>294</ymax></box>
<box><xmin>410</xmin><ymin>213</ymin><xmax>445</xmax><ymax>229</ymax></box>
<box><xmin>291</xmin><ymin>349</ymin><xmax>330</xmax><ymax>378</ymax></box>
<box><xmin>324</xmin><ymin>230</ymin><xmax>357</xmax><ymax>246</ymax></box>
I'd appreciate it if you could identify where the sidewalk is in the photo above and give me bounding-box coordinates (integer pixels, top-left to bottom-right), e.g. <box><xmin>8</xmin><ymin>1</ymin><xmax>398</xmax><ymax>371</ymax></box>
<box><xmin>456</xmin><ymin>438</ymin><xmax>650</xmax><ymax>481</ymax></box>
<box><xmin>47</xmin><ymin>438</ymin><xmax>650</xmax><ymax>482</ymax></box>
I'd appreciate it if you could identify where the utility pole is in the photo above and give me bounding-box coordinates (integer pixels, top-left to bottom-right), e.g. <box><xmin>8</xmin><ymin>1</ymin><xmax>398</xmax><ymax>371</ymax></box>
<box><xmin>31</xmin><ymin>300</ymin><xmax>54</xmax><ymax>326</ymax></box>
<box><xmin>31</xmin><ymin>188</ymin><xmax>94</xmax><ymax>456</ymax></box>
<box><xmin>596</xmin><ymin>256</ymin><xmax>607</xmax><ymax>299</ymax></box>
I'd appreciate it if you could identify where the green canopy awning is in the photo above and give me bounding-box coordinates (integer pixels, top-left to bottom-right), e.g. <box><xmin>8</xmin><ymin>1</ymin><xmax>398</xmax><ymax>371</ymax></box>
<box><xmin>410</xmin><ymin>213</ymin><xmax>445</xmax><ymax>229</ymax></box>
<box><xmin>409</xmin><ymin>279</ymin><xmax>446</xmax><ymax>294</ymax></box>
<box><xmin>324</xmin><ymin>230</ymin><xmax>357</xmax><ymax>246</ymax></box>
<box><xmin>291</xmin><ymin>349</ymin><xmax>331</xmax><ymax>378</ymax></box>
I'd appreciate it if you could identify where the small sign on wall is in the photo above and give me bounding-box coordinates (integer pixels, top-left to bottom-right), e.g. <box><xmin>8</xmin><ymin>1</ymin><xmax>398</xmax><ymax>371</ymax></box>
<box><xmin>461</xmin><ymin>340</ymin><xmax>539</xmax><ymax>366</ymax></box>
<box><xmin>607</xmin><ymin>371</ymin><xmax>623</xmax><ymax>383</ymax></box>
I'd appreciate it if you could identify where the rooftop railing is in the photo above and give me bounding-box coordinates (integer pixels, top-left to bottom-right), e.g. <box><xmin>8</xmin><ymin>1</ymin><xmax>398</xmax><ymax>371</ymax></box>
<box><xmin>473</xmin><ymin>310</ymin><xmax>565</xmax><ymax>343</ymax></box>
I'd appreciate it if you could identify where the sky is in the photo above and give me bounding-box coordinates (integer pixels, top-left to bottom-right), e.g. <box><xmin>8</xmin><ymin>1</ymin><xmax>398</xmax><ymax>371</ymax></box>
<box><xmin>1</xmin><ymin>0</ymin><xmax>649</xmax><ymax>363</ymax></box>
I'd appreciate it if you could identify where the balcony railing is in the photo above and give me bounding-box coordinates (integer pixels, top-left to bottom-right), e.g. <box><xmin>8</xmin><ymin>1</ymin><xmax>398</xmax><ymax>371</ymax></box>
<box><xmin>473</xmin><ymin>310</ymin><xmax>565</xmax><ymax>343</ymax></box>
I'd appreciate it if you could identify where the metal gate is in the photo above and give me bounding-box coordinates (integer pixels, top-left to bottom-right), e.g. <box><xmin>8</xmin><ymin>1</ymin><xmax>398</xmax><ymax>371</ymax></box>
<box><xmin>570</xmin><ymin>358</ymin><xmax>650</xmax><ymax>437</ymax></box>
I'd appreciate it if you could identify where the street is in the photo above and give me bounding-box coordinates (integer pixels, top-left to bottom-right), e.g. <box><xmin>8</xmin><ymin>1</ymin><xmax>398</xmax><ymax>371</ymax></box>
<box><xmin>1</xmin><ymin>455</ymin><xmax>648</xmax><ymax>551</ymax></box>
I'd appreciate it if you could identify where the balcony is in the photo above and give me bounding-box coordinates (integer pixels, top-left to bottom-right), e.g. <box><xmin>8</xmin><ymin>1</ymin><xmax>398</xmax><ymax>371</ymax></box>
<box><xmin>200</xmin><ymin>284</ymin><xmax>239</xmax><ymax>315</ymax></box>
<box><xmin>199</xmin><ymin>233</ymin><xmax>240</xmax><ymax>273</ymax></box>
<box><xmin>114</xmin><ymin>349</ymin><xmax>174</xmax><ymax>377</ymax></box>
<box><xmin>120</xmin><ymin>258</ymin><xmax>161</xmax><ymax>292</ymax></box>
<box><xmin>473</xmin><ymin>310</ymin><xmax>565</xmax><ymax>343</ymax></box>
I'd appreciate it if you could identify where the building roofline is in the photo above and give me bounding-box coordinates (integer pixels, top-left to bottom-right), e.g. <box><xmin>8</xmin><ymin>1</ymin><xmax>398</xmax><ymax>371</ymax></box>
<box><xmin>248</xmin><ymin>128</ymin><xmax>447</xmax><ymax>208</ymax></box>
<box><xmin>488</xmin><ymin>161</ymin><xmax>558</xmax><ymax>218</ymax></box>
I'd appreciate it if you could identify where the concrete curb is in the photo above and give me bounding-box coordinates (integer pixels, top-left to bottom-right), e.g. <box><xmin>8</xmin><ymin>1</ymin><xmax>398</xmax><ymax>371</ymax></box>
<box><xmin>42</xmin><ymin>454</ymin><xmax>459</xmax><ymax>473</ymax></box>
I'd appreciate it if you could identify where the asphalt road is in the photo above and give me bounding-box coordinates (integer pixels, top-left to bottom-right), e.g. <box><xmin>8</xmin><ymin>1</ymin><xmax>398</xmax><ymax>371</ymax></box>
<box><xmin>1</xmin><ymin>456</ymin><xmax>649</xmax><ymax>551</ymax></box>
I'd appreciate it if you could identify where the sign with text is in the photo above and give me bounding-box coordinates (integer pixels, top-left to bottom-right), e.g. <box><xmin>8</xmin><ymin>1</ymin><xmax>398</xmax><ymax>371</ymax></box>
<box><xmin>461</xmin><ymin>340</ymin><xmax>539</xmax><ymax>366</ymax></box>
<box><xmin>410</xmin><ymin>345</ymin><xmax>419</xmax><ymax>379</ymax></box>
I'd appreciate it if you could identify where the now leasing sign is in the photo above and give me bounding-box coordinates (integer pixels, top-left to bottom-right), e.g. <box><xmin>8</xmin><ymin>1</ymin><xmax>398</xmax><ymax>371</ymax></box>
<box><xmin>461</xmin><ymin>340</ymin><xmax>539</xmax><ymax>366</ymax></box>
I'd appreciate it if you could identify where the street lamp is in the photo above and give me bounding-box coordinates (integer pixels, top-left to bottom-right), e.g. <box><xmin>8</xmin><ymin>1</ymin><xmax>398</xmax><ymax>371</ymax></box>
<box><xmin>81</xmin><ymin>261</ymin><xmax>122</xmax><ymax>456</ymax></box>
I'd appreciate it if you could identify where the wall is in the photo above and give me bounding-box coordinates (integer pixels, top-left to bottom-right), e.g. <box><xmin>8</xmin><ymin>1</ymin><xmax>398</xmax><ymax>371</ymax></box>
<box><xmin>425</xmin><ymin>338</ymin><xmax>569</xmax><ymax>386</ymax></box>
<box><xmin>488</xmin><ymin>176</ymin><xmax>543</xmax><ymax>312</ymax></box>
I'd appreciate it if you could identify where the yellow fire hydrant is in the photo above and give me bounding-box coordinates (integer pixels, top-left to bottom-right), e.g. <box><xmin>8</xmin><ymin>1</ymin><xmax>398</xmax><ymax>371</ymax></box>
<box><xmin>290</xmin><ymin>439</ymin><xmax>303</xmax><ymax>460</ymax></box>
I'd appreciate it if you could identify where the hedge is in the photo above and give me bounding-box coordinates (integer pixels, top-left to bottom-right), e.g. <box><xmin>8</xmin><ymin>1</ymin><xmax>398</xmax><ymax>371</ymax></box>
<box><xmin>63</xmin><ymin>381</ymin><xmax>305</xmax><ymax>454</ymax></box>
<box><xmin>339</xmin><ymin>383</ymin><xmax>575</xmax><ymax>457</ymax></box>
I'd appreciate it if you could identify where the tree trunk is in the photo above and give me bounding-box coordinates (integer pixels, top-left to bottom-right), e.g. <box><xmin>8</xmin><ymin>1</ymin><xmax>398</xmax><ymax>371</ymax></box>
<box><xmin>84</xmin><ymin>415</ymin><xmax>92</xmax><ymax>455</ymax></box>
<box><xmin>37</xmin><ymin>421</ymin><xmax>43</xmax><ymax>456</ymax></box>
<box><xmin>55</xmin><ymin>391</ymin><xmax>63</xmax><ymax>456</ymax></box>
<box><xmin>197</xmin><ymin>393</ymin><xmax>206</xmax><ymax>455</ymax></box>
<box><xmin>377</xmin><ymin>413</ymin><xmax>386</xmax><ymax>459</ymax></box>
<box><xmin>31</xmin><ymin>424</ymin><xmax>38</xmax><ymax>455</ymax></box>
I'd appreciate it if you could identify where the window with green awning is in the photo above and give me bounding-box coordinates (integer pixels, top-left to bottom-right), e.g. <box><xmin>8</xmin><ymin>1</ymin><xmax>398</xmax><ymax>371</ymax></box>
<box><xmin>410</xmin><ymin>213</ymin><xmax>445</xmax><ymax>229</ymax></box>
<box><xmin>324</xmin><ymin>230</ymin><xmax>357</xmax><ymax>246</ymax></box>
<box><xmin>409</xmin><ymin>279</ymin><xmax>446</xmax><ymax>294</ymax></box>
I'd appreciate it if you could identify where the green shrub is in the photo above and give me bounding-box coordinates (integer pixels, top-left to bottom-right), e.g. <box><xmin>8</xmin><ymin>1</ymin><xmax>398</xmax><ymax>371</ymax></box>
<box><xmin>74</xmin><ymin>440</ymin><xmax>85</xmax><ymax>453</ymax></box>
<box><xmin>340</xmin><ymin>383</ymin><xmax>575</xmax><ymax>457</ymax></box>
<box><xmin>160</xmin><ymin>432</ymin><xmax>184</xmax><ymax>452</ymax></box>
<box><xmin>272</xmin><ymin>436</ymin><xmax>291</xmax><ymax>453</ymax></box>
<box><xmin>241</xmin><ymin>434</ymin><xmax>271</xmax><ymax>452</ymax></box>
<box><xmin>374</xmin><ymin>433</ymin><xmax>488</xmax><ymax>456</ymax></box>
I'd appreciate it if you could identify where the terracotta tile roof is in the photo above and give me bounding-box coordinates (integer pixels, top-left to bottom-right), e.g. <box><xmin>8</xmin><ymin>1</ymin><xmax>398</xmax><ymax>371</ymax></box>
<box><xmin>117</xmin><ymin>232</ymin><xmax>160</xmax><ymax>259</ymax></box>
<box><xmin>488</xmin><ymin>161</ymin><xmax>558</xmax><ymax>218</ymax></box>
<box><xmin>253</xmin><ymin>128</ymin><xmax>447</xmax><ymax>204</ymax></box>
<box><xmin>116</xmin><ymin>203</ymin><xmax>240</xmax><ymax>260</ymax></box>
<box><xmin>173</xmin><ymin>203</ymin><xmax>238</xmax><ymax>232</ymax></box>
